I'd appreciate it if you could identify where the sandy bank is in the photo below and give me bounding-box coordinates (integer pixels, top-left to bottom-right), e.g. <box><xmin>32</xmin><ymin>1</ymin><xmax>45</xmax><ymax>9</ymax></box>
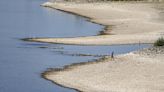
<box><xmin>44</xmin><ymin>47</ymin><xmax>164</xmax><ymax>92</ymax></box>
<box><xmin>28</xmin><ymin>34</ymin><xmax>159</xmax><ymax>45</ymax></box>
<box><xmin>38</xmin><ymin>2</ymin><xmax>164</xmax><ymax>92</ymax></box>
<box><xmin>27</xmin><ymin>2</ymin><xmax>164</xmax><ymax>45</ymax></box>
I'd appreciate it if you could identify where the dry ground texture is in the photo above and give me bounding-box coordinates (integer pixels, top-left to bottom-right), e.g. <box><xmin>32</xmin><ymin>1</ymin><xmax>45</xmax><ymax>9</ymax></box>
<box><xmin>44</xmin><ymin>47</ymin><xmax>164</xmax><ymax>92</ymax></box>
<box><xmin>36</xmin><ymin>1</ymin><xmax>164</xmax><ymax>92</ymax></box>
<box><xmin>27</xmin><ymin>2</ymin><xmax>164</xmax><ymax>45</ymax></box>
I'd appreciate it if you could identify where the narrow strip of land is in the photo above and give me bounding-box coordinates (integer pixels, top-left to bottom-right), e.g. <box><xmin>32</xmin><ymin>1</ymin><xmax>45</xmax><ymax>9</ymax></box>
<box><xmin>28</xmin><ymin>2</ymin><xmax>164</xmax><ymax>45</ymax></box>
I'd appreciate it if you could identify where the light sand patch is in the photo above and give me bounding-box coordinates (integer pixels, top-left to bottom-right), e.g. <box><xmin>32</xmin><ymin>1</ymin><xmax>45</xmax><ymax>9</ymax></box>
<box><xmin>29</xmin><ymin>33</ymin><xmax>159</xmax><ymax>45</ymax></box>
<box><xmin>34</xmin><ymin>2</ymin><xmax>164</xmax><ymax>45</ymax></box>
<box><xmin>44</xmin><ymin>47</ymin><xmax>164</xmax><ymax>92</ymax></box>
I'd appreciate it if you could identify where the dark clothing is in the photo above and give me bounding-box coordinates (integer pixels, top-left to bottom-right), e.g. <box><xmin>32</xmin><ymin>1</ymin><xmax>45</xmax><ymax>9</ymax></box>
<box><xmin>111</xmin><ymin>51</ymin><xmax>114</xmax><ymax>58</ymax></box>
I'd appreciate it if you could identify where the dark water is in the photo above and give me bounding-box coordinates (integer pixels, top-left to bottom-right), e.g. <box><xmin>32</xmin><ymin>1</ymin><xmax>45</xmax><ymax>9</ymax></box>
<box><xmin>0</xmin><ymin>0</ymin><xmax>151</xmax><ymax>92</ymax></box>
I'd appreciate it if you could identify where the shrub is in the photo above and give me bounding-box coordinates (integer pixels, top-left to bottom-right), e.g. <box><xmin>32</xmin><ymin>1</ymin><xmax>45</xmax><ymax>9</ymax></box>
<box><xmin>154</xmin><ymin>37</ymin><xmax>164</xmax><ymax>46</ymax></box>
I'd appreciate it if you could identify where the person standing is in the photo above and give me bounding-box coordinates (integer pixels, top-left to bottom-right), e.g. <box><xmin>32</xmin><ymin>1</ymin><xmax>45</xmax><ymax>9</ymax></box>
<box><xmin>111</xmin><ymin>51</ymin><xmax>114</xmax><ymax>60</ymax></box>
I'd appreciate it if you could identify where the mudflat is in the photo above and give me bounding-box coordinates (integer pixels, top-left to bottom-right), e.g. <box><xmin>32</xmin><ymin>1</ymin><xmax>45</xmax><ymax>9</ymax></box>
<box><xmin>28</xmin><ymin>2</ymin><xmax>164</xmax><ymax>45</ymax></box>
<box><xmin>44</xmin><ymin>47</ymin><xmax>164</xmax><ymax>92</ymax></box>
<box><xmin>39</xmin><ymin>2</ymin><xmax>164</xmax><ymax>92</ymax></box>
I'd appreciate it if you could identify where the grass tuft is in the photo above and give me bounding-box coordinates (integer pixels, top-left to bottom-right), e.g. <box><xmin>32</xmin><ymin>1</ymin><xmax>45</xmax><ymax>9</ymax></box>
<box><xmin>154</xmin><ymin>37</ymin><xmax>164</xmax><ymax>46</ymax></box>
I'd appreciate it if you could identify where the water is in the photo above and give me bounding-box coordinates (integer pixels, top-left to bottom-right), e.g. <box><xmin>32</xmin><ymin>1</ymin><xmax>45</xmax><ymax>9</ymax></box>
<box><xmin>0</xmin><ymin>0</ymin><xmax>151</xmax><ymax>92</ymax></box>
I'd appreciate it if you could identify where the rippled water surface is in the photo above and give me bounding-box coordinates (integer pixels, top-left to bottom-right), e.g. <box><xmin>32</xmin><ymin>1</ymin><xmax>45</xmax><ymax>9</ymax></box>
<box><xmin>0</xmin><ymin>0</ymin><xmax>152</xmax><ymax>92</ymax></box>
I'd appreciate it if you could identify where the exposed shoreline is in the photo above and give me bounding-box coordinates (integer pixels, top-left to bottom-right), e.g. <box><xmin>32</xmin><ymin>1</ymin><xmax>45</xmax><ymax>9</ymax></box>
<box><xmin>43</xmin><ymin>46</ymin><xmax>164</xmax><ymax>92</ymax></box>
<box><xmin>42</xmin><ymin>56</ymin><xmax>110</xmax><ymax>92</ymax></box>
<box><xmin>26</xmin><ymin>2</ymin><xmax>164</xmax><ymax>45</ymax></box>
<box><xmin>38</xmin><ymin>2</ymin><xmax>164</xmax><ymax>92</ymax></box>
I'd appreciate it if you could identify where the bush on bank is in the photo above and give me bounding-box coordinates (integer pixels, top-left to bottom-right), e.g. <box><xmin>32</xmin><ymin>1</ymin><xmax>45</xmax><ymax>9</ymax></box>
<box><xmin>154</xmin><ymin>37</ymin><xmax>164</xmax><ymax>46</ymax></box>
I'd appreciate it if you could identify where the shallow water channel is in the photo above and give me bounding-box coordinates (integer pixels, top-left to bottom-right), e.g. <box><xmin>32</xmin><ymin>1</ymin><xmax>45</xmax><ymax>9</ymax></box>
<box><xmin>0</xmin><ymin>0</ymin><xmax>151</xmax><ymax>92</ymax></box>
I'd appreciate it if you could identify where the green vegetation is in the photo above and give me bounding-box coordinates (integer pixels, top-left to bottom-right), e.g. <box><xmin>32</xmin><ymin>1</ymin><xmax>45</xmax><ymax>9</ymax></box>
<box><xmin>154</xmin><ymin>37</ymin><xmax>164</xmax><ymax>46</ymax></box>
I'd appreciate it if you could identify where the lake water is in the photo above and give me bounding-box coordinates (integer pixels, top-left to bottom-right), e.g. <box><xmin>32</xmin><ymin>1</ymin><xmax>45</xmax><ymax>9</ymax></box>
<box><xmin>0</xmin><ymin>0</ymin><xmax>151</xmax><ymax>92</ymax></box>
